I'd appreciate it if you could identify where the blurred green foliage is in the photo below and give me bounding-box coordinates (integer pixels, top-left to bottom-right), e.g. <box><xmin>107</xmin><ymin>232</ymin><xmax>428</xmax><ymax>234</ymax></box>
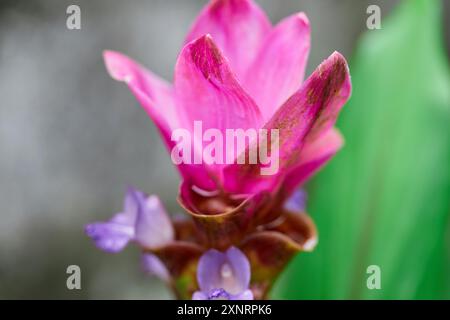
<box><xmin>274</xmin><ymin>0</ymin><xmax>450</xmax><ymax>299</ymax></box>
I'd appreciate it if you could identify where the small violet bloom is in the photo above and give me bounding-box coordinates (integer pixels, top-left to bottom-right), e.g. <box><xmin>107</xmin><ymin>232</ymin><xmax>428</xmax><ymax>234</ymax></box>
<box><xmin>284</xmin><ymin>189</ymin><xmax>307</xmax><ymax>213</ymax></box>
<box><xmin>193</xmin><ymin>247</ymin><xmax>253</xmax><ymax>300</ymax></box>
<box><xmin>85</xmin><ymin>188</ymin><xmax>174</xmax><ymax>252</ymax></box>
<box><xmin>85</xmin><ymin>188</ymin><xmax>176</xmax><ymax>282</ymax></box>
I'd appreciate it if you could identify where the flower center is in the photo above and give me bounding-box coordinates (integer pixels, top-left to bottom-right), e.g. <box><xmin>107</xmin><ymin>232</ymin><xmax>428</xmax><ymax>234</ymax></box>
<box><xmin>221</xmin><ymin>263</ymin><xmax>233</xmax><ymax>278</ymax></box>
<box><xmin>208</xmin><ymin>288</ymin><xmax>230</xmax><ymax>300</ymax></box>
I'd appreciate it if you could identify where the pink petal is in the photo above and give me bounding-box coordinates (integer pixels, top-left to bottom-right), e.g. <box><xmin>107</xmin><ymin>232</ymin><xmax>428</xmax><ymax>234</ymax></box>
<box><xmin>223</xmin><ymin>52</ymin><xmax>351</xmax><ymax>194</ymax></box>
<box><xmin>243</xmin><ymin>13</ymin><xmax>311</xmax><ymax>121</ymax></box>
<box><xmin>283</xmin><ymin>128</ymin><xmax>344</xmax><ymax>195</ymax></box>
<box><xmin>103</xmin><ymin>50</ymin><xmax>178</xmax><ymax>148</ymax></box>
<box><xmin>174</xmin><ymin>35</ymin><xmax>263</xmax><ymax>181</ymax></box>
<box><xmin>104</xmin><ymin>51</ymin><xmax>216</xmax><ymax>190</ymax></box>
<box><xmin>175</xmin><ymin>35</ymin><xmax>263</xmax><ymax>132</ymax></box>
<box><xmin>184</xmin><ymin>0</ymin><xmax>271</xmax><ymax>81</ymax></box>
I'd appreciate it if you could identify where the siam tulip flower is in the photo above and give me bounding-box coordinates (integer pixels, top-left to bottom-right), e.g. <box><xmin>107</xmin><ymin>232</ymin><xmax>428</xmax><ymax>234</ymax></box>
<box><xmin>88</xmin><ymin>0</ymin><xmax>352</xmax><ymax>299</ymax></box>
<box><xmin>193</xmin><ymin>247</ymin><xmax>253</xmax><ymax>300</ymax></box>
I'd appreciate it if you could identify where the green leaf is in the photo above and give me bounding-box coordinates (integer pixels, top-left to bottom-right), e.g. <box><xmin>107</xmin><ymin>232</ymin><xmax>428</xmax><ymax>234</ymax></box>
<box><xmin>273</xmin><ymin>0</ymin><xmax>450</xmax><ymax>299</ymax></box>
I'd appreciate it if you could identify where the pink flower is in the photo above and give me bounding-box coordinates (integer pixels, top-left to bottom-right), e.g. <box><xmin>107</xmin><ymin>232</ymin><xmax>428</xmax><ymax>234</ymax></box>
<box><xmin>103</xmin><ymin>0</ymin><xmax>351</xmax><ymax>224</ymax></box>
<box><xmin>94</xmin><ymin>0</ymin><xmax>352</xmax><ymax>299</ymax></box>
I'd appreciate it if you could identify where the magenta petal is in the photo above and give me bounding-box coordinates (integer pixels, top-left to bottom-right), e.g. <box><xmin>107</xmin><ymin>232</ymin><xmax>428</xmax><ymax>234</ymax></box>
<box><xmin>243</xmin><ymin>13</ymin><xmax>311</xmax><ymax>121</ymax></box>
<box><xmin>223</xmin><ymin>52</ymin><xmax>351</xmax><ymax>194</ymax></box>
<box><xmin>174</xmin><ymin>35</ymin><xmax>263</xmax><ymax>181</ymax></box>
<box><xmin>134</xmin><ymin>193</ymin><xmax>175</xmax><ymax>249</ymax></box>
<box><xmin>175</xmin><ymin>35</ymin><xmax>263</xmax><ymax>133</ymax></box>
<box><xmin>103</xmin><ymin>51</ymin><xmax>179</xmax><ymax>149</ymax></box>
<box><xmin>283</xmin><ymin>128</ymin><xmax>344</xmax><ymax>195</ymax></box>
<box><xmin>184</xmin><ymin>0</ymin><xmax>271</xmax><ymax>81</ymax></box>
<box><xmin>104</xmin><ymin>51</ymin><xmax>215</xmax><ymax>191</ymax></box>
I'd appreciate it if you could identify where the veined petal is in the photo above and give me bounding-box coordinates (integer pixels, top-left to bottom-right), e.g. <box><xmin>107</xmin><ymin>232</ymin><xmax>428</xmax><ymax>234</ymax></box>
<box><xmin>175</xmin><ymin>35</ymin><xmax>263</xmax><ymax>183</ymax></box>
<box><xmin>175</xmin><ymin>35</ymin><xmax>263</xmax><ymax>134</ymax></box>
<box><xmin>134</xmin><ymin>192</ymin><xmax>175</xmax><ymax>249</ymax></box>
<box><xmin>185</xmin><ymin>0</ymin><xmax>271</xmax><ymax>80</ymax></box>
<box><xmin>282</xmin><ymin>128</ymin><xmax>344</xmax><ymax>196</ymax></box>
<box><xmin>103</xmin><ymin>51</ymin><xmax>179</xmax><ymax>148</ymax></box>
<box><xmin>223</xmin><ymin>52</ymin><xmax>351</xmax><ymax>194</ymax></box>
<box><xmin>243</xmin><ymin>13</ymin><xmax>311</xmax><ymax>121</ymax></box>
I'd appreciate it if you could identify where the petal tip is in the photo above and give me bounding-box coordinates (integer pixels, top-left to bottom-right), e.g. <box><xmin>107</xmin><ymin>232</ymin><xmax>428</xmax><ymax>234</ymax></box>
<box><xmin>146</xmin><ymin>194</ymin><xmax>163</xmax><ymax>210</ymax></box>
<box><xmin>329</xmin><ymin>51</ymin><xmax>350</xmax><ymax>71</ymax></box>
<box><xmin>302</xmin><ymin>237</ymin><xmax>318</xmax><ymax>251</ymax></box>
<box><xmin>295</xmin><ymin>12</ymin><xmax>310</xmax><ymax>28</ymax></box>
<box><xmin>103</xmin><ymin>50</ymin><xmax>134</xmax><ymax>83</ymax></box>
<box><xmin>191</xmin><ymin>33</ymin><xmax>218</xmax><ymax>52</ymax></box>
<box><xmin>334</xmin><ymin>128</ymin><xmax>345</xmax><ymax>148</ymax></box>
<box><xmin>84</xmin><ymin>223</ymin><xmax>95</xmax><ymax>236</ymax></box>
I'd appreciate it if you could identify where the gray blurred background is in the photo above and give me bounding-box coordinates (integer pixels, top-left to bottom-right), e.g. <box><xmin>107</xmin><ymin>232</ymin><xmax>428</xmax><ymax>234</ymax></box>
<box><xmin>0</xmin><ymin>0</ymin><xmax>448</xmax><ymax>299</ymax></box>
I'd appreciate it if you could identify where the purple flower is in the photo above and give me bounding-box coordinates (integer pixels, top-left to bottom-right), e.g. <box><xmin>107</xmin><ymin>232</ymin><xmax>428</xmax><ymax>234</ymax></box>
<box><xmin>284</xmin><ymin>189</ymin><xmax>307</xmax><ymax>213</ymax></box>
<box><xmin>85</xmin><ymin>187</ymin><xmax>174</xmax><ymax>253</ymax></box>
<box><xmin>192</xmin><ymin>247</ymin><xmax>253</xmax><ymax>300</ymax></box>
<box><xmin>141</xmin><ymin>253</ymin><xmax>170</xmax><ymax>283</ymax></box>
